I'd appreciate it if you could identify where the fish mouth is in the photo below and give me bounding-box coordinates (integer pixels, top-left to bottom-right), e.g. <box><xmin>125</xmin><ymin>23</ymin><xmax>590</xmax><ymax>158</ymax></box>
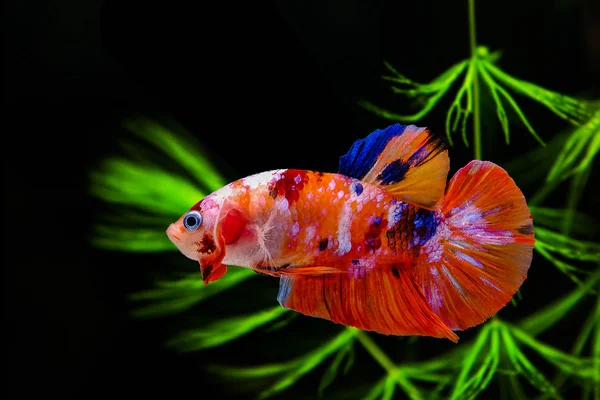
<box><xmin>166</xmin><ymin>223</ymin><xmax>199</xmax><ymax>261</ymax></box>
<box><xmin>166</xmin><ymin>224</ymin><xmax>181</xmax><ymax>243</ymax></box>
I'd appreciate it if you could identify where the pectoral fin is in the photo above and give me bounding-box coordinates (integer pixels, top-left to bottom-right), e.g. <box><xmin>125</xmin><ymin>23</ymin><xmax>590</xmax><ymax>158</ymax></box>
<box><xmin>200</xmin><ymin>261</ymin><xmax>228</xmax><ymax>285</ymax></box>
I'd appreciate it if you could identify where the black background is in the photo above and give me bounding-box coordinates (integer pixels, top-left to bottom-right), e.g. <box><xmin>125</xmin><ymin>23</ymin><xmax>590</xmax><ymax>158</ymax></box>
<box><xmin>4</xmin><ymin>0</ymin><xmax>599</xmax><ymax>398</ymax></box>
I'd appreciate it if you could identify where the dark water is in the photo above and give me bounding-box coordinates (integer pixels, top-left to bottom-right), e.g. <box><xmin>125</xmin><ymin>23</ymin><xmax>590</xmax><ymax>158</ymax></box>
<box><xmin>4</xmin><ymin>0</ymin><xmax>599</xmax><ymax>398</ymax></box>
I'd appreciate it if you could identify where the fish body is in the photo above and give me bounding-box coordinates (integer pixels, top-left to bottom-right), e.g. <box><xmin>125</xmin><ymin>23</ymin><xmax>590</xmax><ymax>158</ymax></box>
<box><xmin>194</xmin><ymin>170</ymin><xmax>443</xmax><ymax>271</ymax></box>
<box><xmin>167</xmin><ymin>124</ymin><xmax>535</xmax><ymax>342</ymax></box>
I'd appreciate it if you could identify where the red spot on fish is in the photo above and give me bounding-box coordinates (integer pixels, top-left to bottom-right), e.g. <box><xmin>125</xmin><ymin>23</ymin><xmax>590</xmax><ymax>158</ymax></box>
<box><xmin>268</xmin><ymin>169</ymin><xmax>308</xmax><ymax>205</ymax></box>
<box><xmin>190</xmin><ymin>199</ymin><xmax>204</xmax><ymax>212</ymax></box>
<box><xmin>221</xmin><ymin>208</ymin><xmax>248</xmax><ymax>244</ymax></box>
<box><xmin>364</xmin><ymin>217</ymin><xmax>388</xmax><ymax>252</ymax></box>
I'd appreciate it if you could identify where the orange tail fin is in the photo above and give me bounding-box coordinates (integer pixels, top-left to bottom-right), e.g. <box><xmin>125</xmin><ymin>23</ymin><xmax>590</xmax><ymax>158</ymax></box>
<box><xmin>416</xmin><ymin>160</ymin><xmax>535</xmax><ymax>331</ymax></box>
<box><xmin>277</xmin><ymin>264</ymin><xmax>458</xmax><ymax>342</ymax></box>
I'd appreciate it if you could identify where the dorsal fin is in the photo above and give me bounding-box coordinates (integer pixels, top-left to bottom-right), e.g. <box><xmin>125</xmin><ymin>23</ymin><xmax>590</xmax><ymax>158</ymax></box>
<box><xmin>339</xmin><ymin>124</ymin><xmax>449</xmax><ymax>209</ymax></box>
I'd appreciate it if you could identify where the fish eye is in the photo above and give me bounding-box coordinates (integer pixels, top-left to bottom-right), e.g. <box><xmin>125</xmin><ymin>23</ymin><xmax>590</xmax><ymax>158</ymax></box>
<box><xmin>183</xmin><ymin>210</ymin><xmax>203</xmax><ymax>231</ymax></box>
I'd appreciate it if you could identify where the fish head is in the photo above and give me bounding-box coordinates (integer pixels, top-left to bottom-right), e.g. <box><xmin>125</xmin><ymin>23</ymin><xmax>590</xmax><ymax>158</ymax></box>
<box><xmin>166</xmin><ymin>186</ymin><xmax>249</xmax><ymax>285</ymax></box>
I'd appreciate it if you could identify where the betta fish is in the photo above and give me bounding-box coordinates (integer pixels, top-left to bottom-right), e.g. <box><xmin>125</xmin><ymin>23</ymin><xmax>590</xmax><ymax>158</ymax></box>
<box><xmin>166</xmin><ymin>124</ymin><xmax>535</xmax><ymax>342</ymax></box>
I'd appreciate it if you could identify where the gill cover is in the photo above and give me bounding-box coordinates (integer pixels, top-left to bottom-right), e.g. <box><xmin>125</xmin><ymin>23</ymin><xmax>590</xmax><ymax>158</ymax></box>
<box><xmin>199</xmin><ymin>203</ymin><xmax>248</xmax><ymax>285</ymax></box>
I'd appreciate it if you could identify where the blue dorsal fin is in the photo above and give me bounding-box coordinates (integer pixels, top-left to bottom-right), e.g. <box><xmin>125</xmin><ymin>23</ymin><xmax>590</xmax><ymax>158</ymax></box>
<box><xmin>339</xmin><ymin>124</ymin><xmax>449</xmax><ymax>209</ymax></box>
<box><xmin>339</xmin><ymin>124</ymin><xmax>407</xmax><ymax>180</ymax></box>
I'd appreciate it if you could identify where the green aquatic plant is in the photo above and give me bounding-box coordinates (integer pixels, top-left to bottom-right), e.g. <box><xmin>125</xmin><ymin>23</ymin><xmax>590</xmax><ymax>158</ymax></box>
<box><xmin>359</xmin><ymin>0</ymin><xmax>594</xmax><ymax>160</ymax></box>
<box><xmin>205</xmin><ymin>274</ymin><xmax>600</xmax><ymax>400</ymax></box>
<box><xmin>86</xmin><ymin>6</ymin><xmax>600</xmax><ymax>398</ymax></box>
<box><xmin>90</xmin><ymin>118</ymin><xmax>225</xmax><ymax>252</ymax></box>
<box><xmin>207</xmin><ymin>330</ymin><xmax>357</xmax><ymax>399</ymax></box>
<box><xmin>530</xmin><ymin>109</ymin><xmax>600</xmax><ymax>235</ymax></box>
<box><xmin>533</xmin><ymin>223</ymin><xmax>600</xmax><ymax>287</ymax></box>
<box><xmin>504</xmin><ymin>109</ymin><xmax>600</xmax><ymax>286</ymax></box>
<box><xmin>90</xmin><ymin>116</ymin><xmax>599</xmax><ymax>399</ymax></box>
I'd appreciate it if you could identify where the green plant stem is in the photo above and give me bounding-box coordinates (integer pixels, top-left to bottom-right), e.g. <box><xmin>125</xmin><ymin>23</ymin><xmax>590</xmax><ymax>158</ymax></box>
<box><xmin>468</xmin><ymin>0</ymin><xmax>482</xmax><ymax>160</ymax></box>
<box><xmin>529</xmin><ymin>179</ymin><xmax>560</xmax><ymax>206</ymax></box>
<box><xmin>355</xmin><ymin>330</ymin><xmax>425</xmax><ymax>400</ymax></box>
<box><xmin>354</xmin><ymin>330</ymin><xmax>399</xmax><ymax>375</ymax></box>
<box><xmin>563</xmin><ymin>163</ymin><xmax>591</xmax><ymax>235</ymax></box>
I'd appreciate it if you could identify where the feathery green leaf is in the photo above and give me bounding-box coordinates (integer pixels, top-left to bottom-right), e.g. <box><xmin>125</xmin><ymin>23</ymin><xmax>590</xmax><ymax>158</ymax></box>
<box><xmin>130</xmin><ymin>267</ymin><xmax>255</xmax><ymax>318</ymax></box>
<box><xmin>168</xmin><ymin>306</ymin><xmax>289</xmax><ymax>351</ymax></box>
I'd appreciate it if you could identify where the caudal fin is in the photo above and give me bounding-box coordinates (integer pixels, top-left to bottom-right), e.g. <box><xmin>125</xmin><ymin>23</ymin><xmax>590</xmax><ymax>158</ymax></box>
<box><xmin>416</xmin><ymin>160</ymin><xmax>535</xmax><ymax>331</ymax></box>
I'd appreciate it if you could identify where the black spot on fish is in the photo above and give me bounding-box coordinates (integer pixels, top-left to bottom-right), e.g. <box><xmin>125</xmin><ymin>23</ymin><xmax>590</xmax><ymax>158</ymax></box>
<box><xmin>385</xmin><ymin>202</ymin><xmax>410</xmax><ymax>256</ymax></box>
<box><xmin>413</xmin><ymin>209</ymin><xmax>437</xmax><ymax>246</ymax></box>
<box><xmin>408</xmin><ymin>134</ymin><xmax>447</xmax><ymax>166</ymax></box>
<box><xmin>269</xmin><ymin>187</ymin><xmax>278</xmax><ymax>199</ymax></box>
<box><xmin>198</xmin><ymin>233</ymin><xmax>216</xmax><ymax>254</ymax></box>
<box><xmin>378</xmin><ymin>159</ymin><xmax>410</xmax><ymax>185</ymax></box>
<box><xmin>365</xmin><ymin>218</ymin><xmax>387</xmax><ymax>252</ymax></box>
<box><xmin>351</xmin><ymin>259</ymin><xmax>359</xmax><ymax>265</ymax></box>
<box><xmin>386</xmin><ymin>230</ymin><xmax>398</xmax><ymax>253</ymax></box>
<box><xmin>319</xmin><ymin>238</ymin><xmax>329</xmax><ymax>251</ymax></box>
<box><xmin>391</xmin><ymin>267</ymin><xmax>400</xmax><ymax>278</ymax></box>
<box><xmin>203</xmin><ymin>265</ymin><xmax>213</xmax><ymax>279</ymax></box>
<box><xmin>352</xmin><ymin>182</ymin><xmax>364</xmax><ymax>196</ymax></box>
<box><xmin>517</xmin><ymin>224</ymin><xmax>534</xmax><ymax>235</ymax></box>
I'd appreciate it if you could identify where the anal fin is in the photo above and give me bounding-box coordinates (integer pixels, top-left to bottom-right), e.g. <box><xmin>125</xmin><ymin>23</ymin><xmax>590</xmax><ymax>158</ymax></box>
<box><xmin>277</xmin><ymin>264</ymin><xmax>458</xmax><ymax>342</ymax></box>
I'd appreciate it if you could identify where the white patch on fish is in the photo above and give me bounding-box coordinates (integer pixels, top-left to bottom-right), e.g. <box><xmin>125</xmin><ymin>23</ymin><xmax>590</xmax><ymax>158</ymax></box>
<box><xmin>244</xmin><ymin>170</ymin><xmax>281</xmax><ymax>190</ymax></box>
<box><xmin>442</xmin><ymin>264</ymin><xmax>465</xmax><ymax>296</ymax></box>
<box><xmin>305</xmin><ymin>225</ymin><xmax>316</xmax><ymax>243</ymax></box>
<box><xmin>336</xmin><ymin>200</ymin><xmax>353</xmax><ymax>255</ymax></box>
